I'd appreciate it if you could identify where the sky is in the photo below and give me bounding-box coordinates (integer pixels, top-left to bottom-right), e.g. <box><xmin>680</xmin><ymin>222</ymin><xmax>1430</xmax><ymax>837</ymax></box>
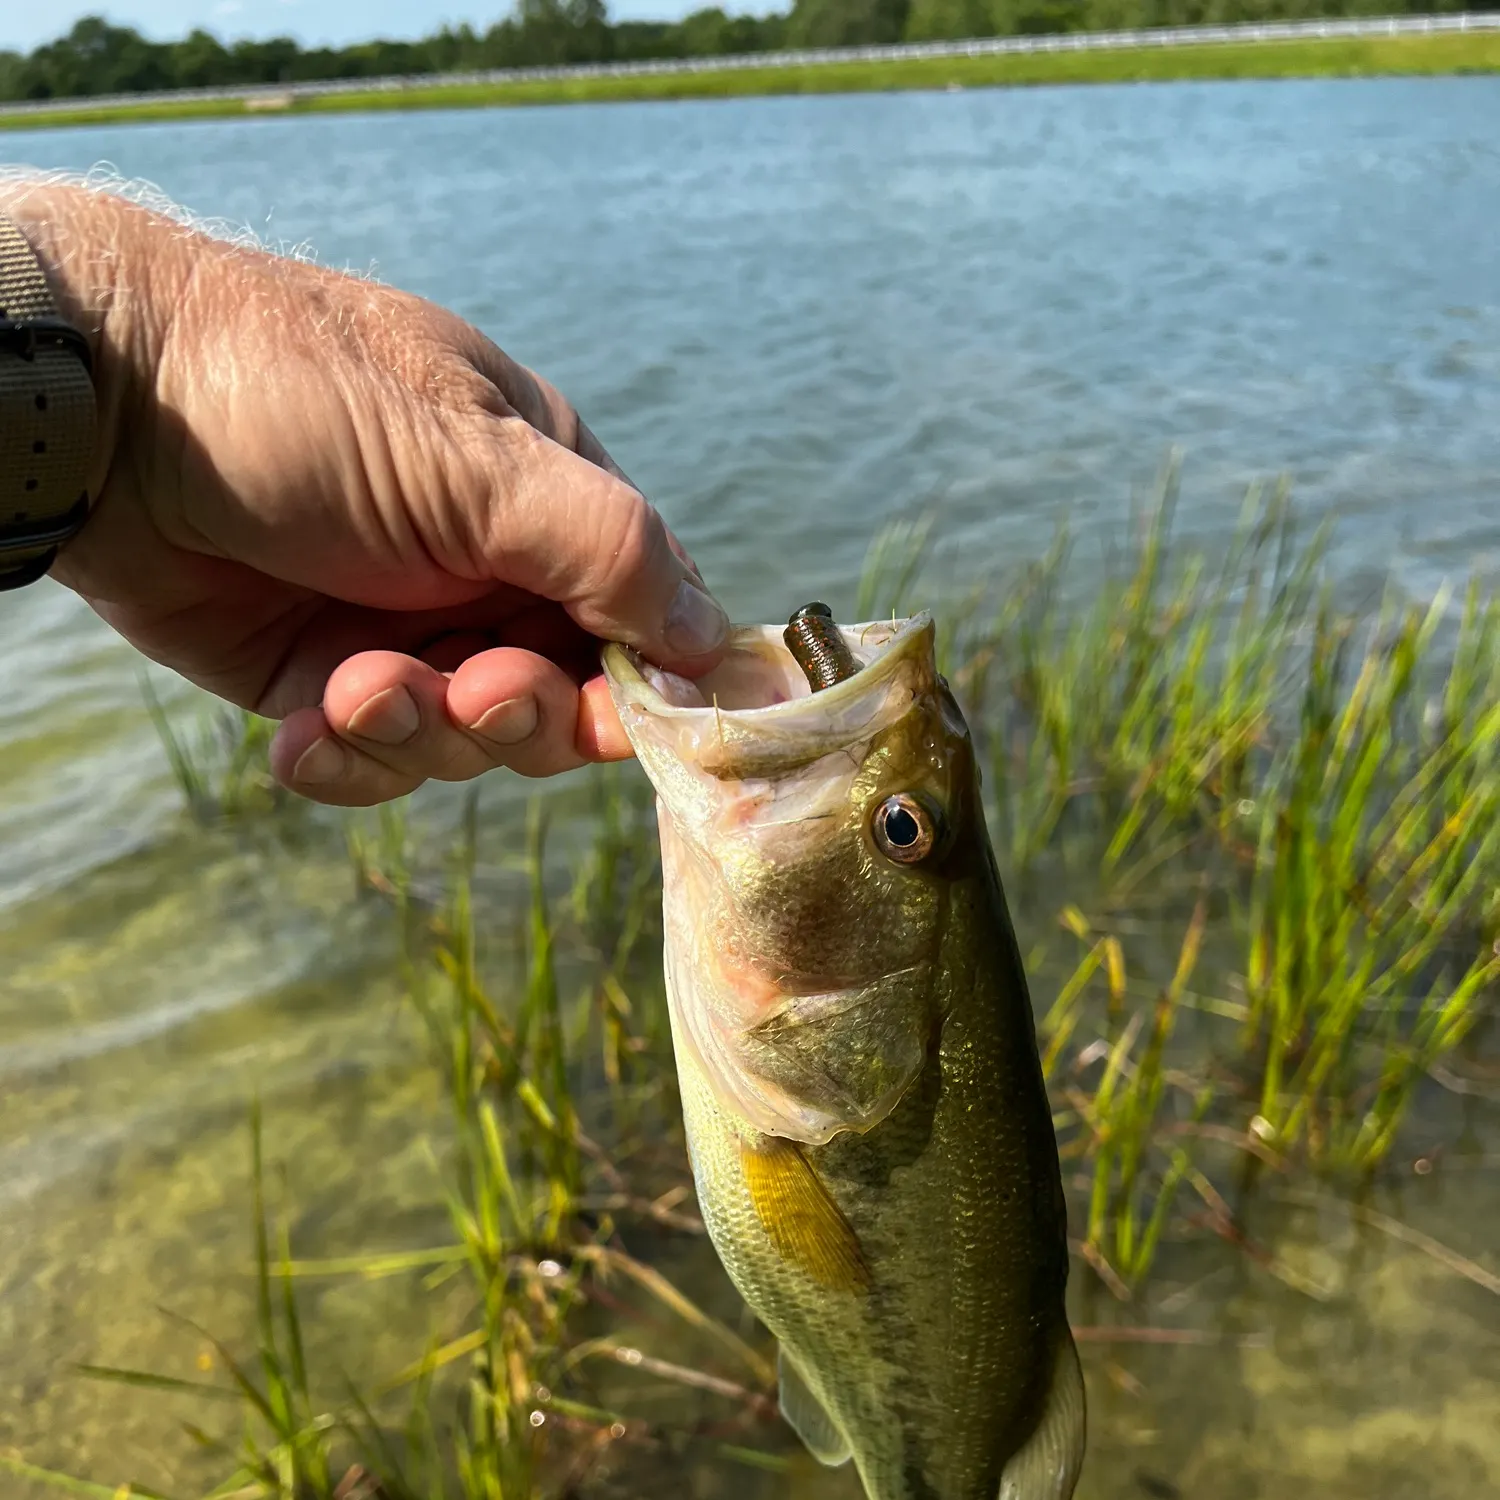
<box><xmin>1</xmin><ymin>0</ymin><xmax>713</xmax><ymax>54</ymax></box>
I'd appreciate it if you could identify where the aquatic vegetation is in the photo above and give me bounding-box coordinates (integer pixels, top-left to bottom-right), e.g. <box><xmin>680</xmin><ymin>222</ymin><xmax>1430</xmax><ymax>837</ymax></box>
<box><xmin>1044</xmin><ymin>902</ymin><xmax>1219</xmax><ymax>1296</ymax></box>
<box><xmin>1241</xmin><ymin>586</ymin><xmax>1500</xmax><ymax>1166</ymax></box>
<box><xmin>222</xmin><ymin>814</ymin><xmax>776</xmax><ymax>1497</ymax></box>
<box><xmin>34</xmin><ymin>801</ymin><xmax>777</xmax><ymax>1500</ymax></box>
<box><xmin>77</xmin><ymin>471</ymin><xmax>1498</xmax><ymax>1496</ymax></box>
<box><xmin>346</xmin><ymin>799</ymin><xmax>419</xmax><ymax>906</ymax></box>
<box><xmin>851</xmin><ymin>467</ymin><xmax>1499</xmax><ymax>1279</ymax></box>
<box><xmin>141</xmin><ymin>677</ymin><xmax>286</xmax><ymax>823</ymax></box>
<box><xmin>960</xmin><ymin>464</ymin><xmax>1319</xmax><ymax>869</ymax></box>
<box><xmin>925</xmin><ymin>467</ymin><xmax>1498</xmax><ymax>1173</ymax></box>
<box><xmin>63</xmin><ymin>1108</ymin><xmax>344</xmax><ymax>1498</ymax></box>
<box><xmin>353</xmin><ymin>809</ymin><xmax>786</xmax><ymax>1499</ymax></box>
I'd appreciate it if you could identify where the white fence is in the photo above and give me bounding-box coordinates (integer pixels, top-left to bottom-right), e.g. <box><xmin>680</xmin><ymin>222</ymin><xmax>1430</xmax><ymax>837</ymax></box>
<box><xmin>6</xmin><ymin>10</ymin><xmax>1498</xmax><ymax>116</ymax></box>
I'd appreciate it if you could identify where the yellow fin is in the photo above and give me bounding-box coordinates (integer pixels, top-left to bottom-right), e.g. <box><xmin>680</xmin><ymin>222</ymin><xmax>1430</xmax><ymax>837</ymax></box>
<box><xmin>741</xmin><ymin>1137</ymin><xmax>870</xmax><ymax>1293</ymax></box>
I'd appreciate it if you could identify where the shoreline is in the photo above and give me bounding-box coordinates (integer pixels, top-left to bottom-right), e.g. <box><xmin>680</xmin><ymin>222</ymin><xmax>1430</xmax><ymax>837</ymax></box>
<box><xmin>4</xmin><ymin>32</ymin><xmax>1498</xmax><ymax>130</ymax></box>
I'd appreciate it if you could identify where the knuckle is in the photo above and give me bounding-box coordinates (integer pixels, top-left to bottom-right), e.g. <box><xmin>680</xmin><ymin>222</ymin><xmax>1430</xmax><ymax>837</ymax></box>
<box><xmin>590</xmin><ymin>494</ymin><xmax>668</xmax><ymax>603</ymax></box>
<box><xmin>483</xmin><ymin>418</ymin><xmax>553</xmax><ymax>503</ymax></box>
<box><xmin>426</xmin><ymin>738</ymin><xmax>493</xmax><ymax>784</ymax></box>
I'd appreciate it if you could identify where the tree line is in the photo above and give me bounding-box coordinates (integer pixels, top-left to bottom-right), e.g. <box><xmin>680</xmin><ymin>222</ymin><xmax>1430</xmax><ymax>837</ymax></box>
<box><xmin>2</xmin><ymin>0</ymin><xmax>1488</xmax><ymax>102</ymax></box>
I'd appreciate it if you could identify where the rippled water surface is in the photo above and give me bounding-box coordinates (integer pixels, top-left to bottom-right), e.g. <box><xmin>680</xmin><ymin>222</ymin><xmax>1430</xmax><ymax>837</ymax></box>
<box><xmin>2</xmin><ymin>78</ymin><xmax>1498</xmax><ymax>1498</ymax></box>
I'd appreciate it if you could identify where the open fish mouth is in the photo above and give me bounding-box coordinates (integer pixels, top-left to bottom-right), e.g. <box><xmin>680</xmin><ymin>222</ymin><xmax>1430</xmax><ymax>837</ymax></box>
<box><xmin>602</xmin><ymin>612</ymin><xmax>937</xmax><ymax>779</ymax></box>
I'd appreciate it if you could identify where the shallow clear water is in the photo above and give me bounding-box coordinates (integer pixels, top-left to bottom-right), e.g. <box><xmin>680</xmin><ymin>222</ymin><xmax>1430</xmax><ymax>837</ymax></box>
<box><xmin>1</xmin><ymin>79</ymin><xmax>1498</xmax><ymax>1497</ymax></box>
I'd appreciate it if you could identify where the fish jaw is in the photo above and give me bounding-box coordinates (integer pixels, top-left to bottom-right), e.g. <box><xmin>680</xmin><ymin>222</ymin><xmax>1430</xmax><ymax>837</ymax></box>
<box><xmin>603</xmin><ymin>614</ymin><xmax>957</xmax><ymax>1145</ymax></box>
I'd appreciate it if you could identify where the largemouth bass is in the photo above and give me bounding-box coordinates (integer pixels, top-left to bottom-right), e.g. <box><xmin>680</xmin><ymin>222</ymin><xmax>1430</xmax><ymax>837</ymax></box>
<box><xmin>602</xmin><ymin>609</ymin><xmax>1084</xmax><ymax>1500</ymax></box>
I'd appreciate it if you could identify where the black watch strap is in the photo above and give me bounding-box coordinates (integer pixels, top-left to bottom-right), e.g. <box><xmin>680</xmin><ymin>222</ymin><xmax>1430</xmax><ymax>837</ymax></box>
<box><xmin>0</xmin><ymin>214</ymin><xmax>97</xmax><ymax>592</ymax></box>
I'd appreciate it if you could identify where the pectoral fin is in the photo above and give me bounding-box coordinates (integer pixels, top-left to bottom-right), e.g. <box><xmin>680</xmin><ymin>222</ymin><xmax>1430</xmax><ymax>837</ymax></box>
<box><xmin>778</xmin><ymin>1347</ymin><xmax>851</xmax><ymax>1467</ymax></box>
<box><xmin>997</xmin><ymin>1326</ymin><xmax>1086</xmax><ymax>1500</ymax></box>
<box><xmin>741</xmin><ymin>1136</ymin><xmax>870</xmax><ymax>1293</ymax></box>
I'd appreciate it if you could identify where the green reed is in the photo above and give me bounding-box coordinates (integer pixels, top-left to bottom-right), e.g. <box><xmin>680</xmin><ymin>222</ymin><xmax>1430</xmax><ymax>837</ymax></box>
<box><xmin>347</xmin><ymin>798</ymin><xmax>419</xmax><ymax>906</ymax></box>
<box><xmin>966</xmin><ymin>461</ymin><xmax>1324</xmax><ymax>872</ymax></box>
<box><xmin>369</xmin><ymin>806</ymin><xmax>775</xmax><ymax>1497</ymax></box>
<box><xmin>567</xmin><ymin>769</ymin><xmax>671</xmax><ymax>1097</ymax></box>
<box><xmin>1243</xmin><ymin>584</ymin><xmax>1500</xmax><ymax>1166</ymax></box>
<box><xmin>141</xmin><ymin>676</ymin><xmax>285</xmax><ymax>823</ymax></box>
<box><xmin>274</xmin><ymin>805</ymin><xmax>768</xmax><ymax>1497</ymax></box>
<box><xmin>845</xmin><ymin>466</ymin><xmax>1500</xmax><ymax>1285</ymax></box>
<box><xmin>924</xmin><ymin>472</ymin><xmax>1497</xmax><ymax>1174</ymax></box>
<box><xmin>0</xmin><ymin>1455</ymin><xmax>169</xmax><ymax>1500</ymax></box>
<box><xmin>1040</xmin><ymin>901</ymin><xmax>1221</xmax><ymax>1293</ymax></box>
<box><xmin>69</xmin><ymin>1105</ymin><xmax>341</xmax><ymax>1499</ymax></box>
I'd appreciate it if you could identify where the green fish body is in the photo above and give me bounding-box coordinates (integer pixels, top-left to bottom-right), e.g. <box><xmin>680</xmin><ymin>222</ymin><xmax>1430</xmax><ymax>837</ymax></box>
<box><xmin>605</xmin><ymin>614</ymin><xmax>1084</xmax><ymax>1500</ymax></box>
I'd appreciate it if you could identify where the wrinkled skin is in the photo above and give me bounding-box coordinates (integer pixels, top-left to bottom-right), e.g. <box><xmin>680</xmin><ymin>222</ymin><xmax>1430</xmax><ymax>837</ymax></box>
<box><xmin>4</xmin><ymin>179</ymin><xmax>728</xmax><ymax>805</ymax></box>
<box><xmin>606</xmin><ymin>616</ymin><xmax>1085</xmax><ymax>1500</ymax></box>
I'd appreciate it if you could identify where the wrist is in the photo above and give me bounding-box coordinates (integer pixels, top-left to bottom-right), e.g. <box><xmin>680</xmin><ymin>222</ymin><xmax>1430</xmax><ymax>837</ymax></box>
<box><xmin>0</xmin><ymin>180</ymin><xmax>181</xmax><ymax>542</ymax></box>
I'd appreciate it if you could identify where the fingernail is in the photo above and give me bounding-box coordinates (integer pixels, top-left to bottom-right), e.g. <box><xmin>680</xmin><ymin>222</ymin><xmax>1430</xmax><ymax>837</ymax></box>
<box><xmin>664</xmin><ymin>577</ymin><xmax>729</xmax><ymax>658</ymax></box>
<box><xmin>293</xmin><ymin>737</ymin><xmax>346</xmax><ymax>785</ymax></box>
<box><xmin>347</xmin><ymin>685</ymin><xmax>420</xmax><ymax>745</ymax></box>
<box><xmin>470</xmin><ymin>696</ymin><xmax>539</xmax><ymax>746</ymax></box>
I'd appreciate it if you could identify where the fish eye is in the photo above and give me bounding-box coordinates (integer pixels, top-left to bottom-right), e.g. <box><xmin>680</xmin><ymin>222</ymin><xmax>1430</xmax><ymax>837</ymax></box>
<box><xmin>872</xmin><ymin>793</ymin><xmax>942</xmax><ymax>865</ymax></box>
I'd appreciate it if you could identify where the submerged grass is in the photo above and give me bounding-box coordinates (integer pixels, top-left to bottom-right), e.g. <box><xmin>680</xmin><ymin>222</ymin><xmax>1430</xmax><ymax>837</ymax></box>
<box><xmin>68</xmin><ymin>1109</ymin><xmax>344</xmax><ymax>1498</ymax></box>
<box><xmin>48</xmin><ymin>469</ymin><xmax>1500</xmax><ymax>1492</ymax></box>
<box><xmin>141</xmin><ymin>677</ymin><xmax>285</xmax><ymax>823</ymax></box>
<box><xmin>4</xmin><ymin>33</ymin><xmax>1498</xmax><ymax>132</ymax></box>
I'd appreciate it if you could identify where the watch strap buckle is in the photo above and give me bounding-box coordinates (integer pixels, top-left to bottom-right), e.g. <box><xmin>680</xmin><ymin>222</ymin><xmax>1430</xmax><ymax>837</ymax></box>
<box><xmin>0</xmin><ymin>314</ymin><xmax>94</xmax><ymax>376</ymax></box>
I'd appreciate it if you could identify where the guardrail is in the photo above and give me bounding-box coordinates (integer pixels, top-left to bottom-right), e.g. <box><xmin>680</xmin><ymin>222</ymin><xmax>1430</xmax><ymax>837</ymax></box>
<box><xmin>5</xmin><ymin>11</ymin><xmax>1497</xmax><ymax>116</ymax></box>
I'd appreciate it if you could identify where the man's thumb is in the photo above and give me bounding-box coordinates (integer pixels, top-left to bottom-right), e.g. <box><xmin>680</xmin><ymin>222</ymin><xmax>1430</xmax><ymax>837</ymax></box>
<box><xmin>481</xmin><ymin>422</ymin><xmax>729</xmax><ymax>670</ymax></box>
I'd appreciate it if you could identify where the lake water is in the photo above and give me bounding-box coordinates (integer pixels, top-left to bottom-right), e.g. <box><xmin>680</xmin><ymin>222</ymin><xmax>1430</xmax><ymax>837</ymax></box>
<box><xmin>2</xmin><ymin>79</ymin><xmax>1498</xmax><ymax>1498</ymax></box>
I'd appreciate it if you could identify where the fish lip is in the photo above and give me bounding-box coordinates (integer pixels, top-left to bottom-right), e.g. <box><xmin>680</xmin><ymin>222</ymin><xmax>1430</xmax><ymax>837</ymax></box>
<box><xmin>602</xmin><ymin>611</ymin><xmax>935</xmax><ymax>732</ymax></box>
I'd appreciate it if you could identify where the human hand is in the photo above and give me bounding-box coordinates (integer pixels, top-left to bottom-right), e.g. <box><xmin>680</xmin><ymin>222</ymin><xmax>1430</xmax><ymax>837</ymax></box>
<box><xmin>5</xmin><ymin>180</ymin><xmax>729</xmax><ymax>806</ymax></box>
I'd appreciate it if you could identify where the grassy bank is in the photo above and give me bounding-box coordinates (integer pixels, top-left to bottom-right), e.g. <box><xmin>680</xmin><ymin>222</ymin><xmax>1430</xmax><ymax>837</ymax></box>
<box><xmin>3</xmin><ymin>31</ymin><xmax>1498</xmax><ymax>130</ymax></box>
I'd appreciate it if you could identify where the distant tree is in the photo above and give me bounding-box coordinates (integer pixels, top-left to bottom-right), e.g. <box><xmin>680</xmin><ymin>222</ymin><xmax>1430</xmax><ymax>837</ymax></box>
<box><xmin>730</xmin><ymin>12</ymin><xmax>790</xmax><ymax>48</ymax></box>
<box><xmin>0</xmin><ymin>50</ymin><xmax>23</xmax><ymax>99</ymax></box>
<box><xmin>984</xmin><ymin>0</ymin><xmax>1089</xmax><ymax>32</ymax></box>
<box><xmin>169</xmin><ymin>28</ymin><xmax>234</xmax><ymax>88</ymax></box>
<box><xmin>665</xmin><ymin>6</ymin><xmax>787</xmax><ymax>54</ymax></box>
<box><xmin>905</xmin><ymin>0</ymin><xmax>996</xmax><ymax>40</ymax></box>
<box><xmin>785</xmin><ymin>0</ymin><xmax>911</xmax><ymax>48</ymax></box>
<box><xmin>677</xmin><ymin>7</ymin><xmax>732</xmax><ymax>53</ymax></box>
<box><xmin>287</xmin><ymin>45</ymin><xmax>369</xmax><ymax>81</ymax></box>
<box><xmin>612</xmin><ymin>20</ymin><xmax>688</xmax><ymax>59</ymax></box>
<box><xmin>509</xmin><ymin>0</ymin><xmax>613</xmax><ymax>64</ymax></box>
<box><xmin>425</xmin><ymin>23</ymin><xmax>488</xmax><ymax>72</ymax></box>
<box><xmin>20</xmin><ymin>16</ymin><xmax>172</xmax><ymax>97</ymax></box>
<box><xmin>228</xmin><ymin>36</ymin><xmax>302</xmax><ymax>85</ymax></box>
<box><xmin>348</xmin><ymin>39</ymin><xmax>433</xmax><ymax>76</ymax></box>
